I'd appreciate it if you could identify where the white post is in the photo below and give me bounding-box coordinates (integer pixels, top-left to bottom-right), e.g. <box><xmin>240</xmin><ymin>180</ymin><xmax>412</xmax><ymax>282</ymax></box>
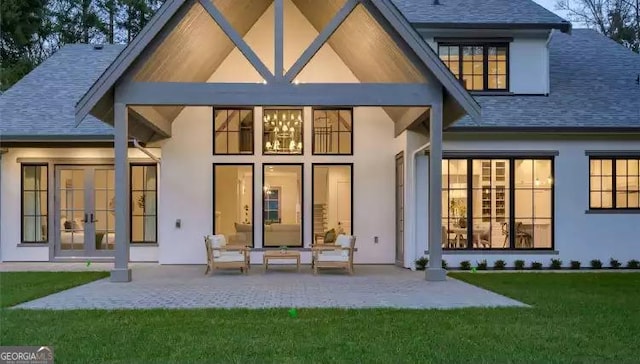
<box><xmin>111</xmin><ymin>100</ymin><xmax>132</xmax><ymax>282</ymax></box>
<box><xmin>426</xmin><ymin>94</ymin><xmax>446</xmax><ymax>281</ymax></box>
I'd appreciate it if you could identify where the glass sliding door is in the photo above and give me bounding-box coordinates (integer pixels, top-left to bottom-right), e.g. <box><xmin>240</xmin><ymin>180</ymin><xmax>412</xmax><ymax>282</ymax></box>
<box><xmin>312</xmin><ymin>164</ymin><xmax>353</xmax><ymax>246</ymax></box>
<box><xmin>442</xmin><ymin>160</ymin><xmax>469</xmax><ymax>249</ymax></box>
<box><xmin>471</xmin><ymin>159</ymin><xmax>510</xmax><ymax>249</ymax></box>
<box><xmin>442</xmin><ymin>157</ymin><xmax>554</xmax><ymax>250</ymax></box>
<box><xmin>55</xmin><ymin>166</ymin><xmax>115</xmax><ymax>257</ymax></box>
<box><xmin>213</xmin><ymin>164</ymin><xmax>254</xmax><ymax>246</ymax></box>
<box><xmin>514</xmin><ymin>159</ymin><xmax>553</xmax><ymax>249</ymax></box>
<box><xmin>263</xmin><ymin>164</ymin><xmax>303</xmax><ymax>247</ymax></box>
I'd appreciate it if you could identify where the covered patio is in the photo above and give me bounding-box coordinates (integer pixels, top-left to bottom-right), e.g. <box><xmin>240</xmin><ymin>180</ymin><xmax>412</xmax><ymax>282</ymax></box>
<box><xmin>74</xmin><ymin>0</ymin><xmax>480</xmax><ymax>282</ymax></box>
<box><xmin>5</xmin><ymin>263</ymin><xmax>525</xmax><ymax>309</ymax></box>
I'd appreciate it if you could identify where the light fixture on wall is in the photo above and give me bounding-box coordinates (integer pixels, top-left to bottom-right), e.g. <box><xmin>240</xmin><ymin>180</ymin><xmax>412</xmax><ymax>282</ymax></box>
<box><xmin>263</xmin><ymin>109</ymin><xmax>303</xmax><ymax>153</ymax></box>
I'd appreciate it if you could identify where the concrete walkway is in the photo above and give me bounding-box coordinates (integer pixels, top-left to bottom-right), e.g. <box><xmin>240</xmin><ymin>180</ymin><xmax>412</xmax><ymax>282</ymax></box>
<box><xmin>4</xmin><ymin>264</ymin><xmax>527</xmax><ymax>310</ymax></box>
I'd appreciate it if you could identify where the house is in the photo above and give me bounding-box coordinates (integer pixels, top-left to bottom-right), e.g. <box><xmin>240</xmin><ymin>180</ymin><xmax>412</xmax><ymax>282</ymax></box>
<box><xmin>1</xmin><ymin>0</ymin><xmax>638</xmax><ymax>281</ymax></box>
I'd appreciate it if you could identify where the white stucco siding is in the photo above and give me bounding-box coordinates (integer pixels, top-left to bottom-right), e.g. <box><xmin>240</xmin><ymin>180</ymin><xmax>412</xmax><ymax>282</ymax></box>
<box><xmin>0</xmin><ymin>148</ymin><xmax>160</xmax><ymax>262</ymax></box>
<box><xmin>418</xmin><ymin>138</ymin><xmax>640</xmax><ymax>268</ymax></box>
<box><xmin>509</xmin><ymin>37</ymin><xmax>549</xmax><ymax>94</ymax></box>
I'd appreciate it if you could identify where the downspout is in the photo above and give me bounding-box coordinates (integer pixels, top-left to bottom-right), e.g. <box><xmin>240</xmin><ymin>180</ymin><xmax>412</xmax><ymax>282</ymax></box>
<box><xmin>408</xmin><ymin>141</ymin><xmax>430</xmax><ymax>270</ymax></box>
<box><xmin>0</xmin><ymin>148</ymin><xmax>7</xmax><ymax>262</ymax></box>
<box><xmin>544</xmin><ymin>30</ymin><xmax>553</xmax><ymax>96</ymax></box>
<box><xmin>132</xmin><ymin>139</ymin><xmax>161</xmax><ymax>163</ymax></box>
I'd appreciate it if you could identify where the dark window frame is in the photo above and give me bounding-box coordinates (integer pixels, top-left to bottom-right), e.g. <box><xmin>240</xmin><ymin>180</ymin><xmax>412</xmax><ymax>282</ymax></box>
<box><xmin>311</xmin><ymin>108</ymin><xmax>354</xmax><ymax>156</ymax></box>
<box><xmin>130</xmin><ymin>163</ymin><xmax>158</xmax><ymax>244</ymax></box>
<box><xmin>262</xmin><ymin>163</ymin><xmax>304</xmax><ymax>248</ymax></box>
<box><xmin>212</xmin><ymin>107</ymin><xmax>255</xmax><ymax>156</ymax></box>
<box><xmin>263</xmin><ymin>186</ymin><xmax>282</xmax><ymax>224</ymax></box>
<box><xmin>438</xmin><ymin>42</ymin><xmax>510</xmax><ymax>92</ymax></box>
<box><xmin>20</xmin><ymin>164</ymin><xmax>49</xmax><ymax>243</ymax></box>
<box><xmin>310</xmin><ymin>163</ymin><xmax>354</xmax><ymax>245</ymax></box>
<box><xmin>589</xmin><ymin>157</ymin><xmax>640</xmax><ymax>211</ymax></box>
<box><xmin>212</xmin><ymin>163</ymin><xmax>256</xmax><ymax>247</ymax></box>
<box><xmin>442</xmin><ymin>157</ymin><xmax>555</xmax><ymax>251</ymax></box>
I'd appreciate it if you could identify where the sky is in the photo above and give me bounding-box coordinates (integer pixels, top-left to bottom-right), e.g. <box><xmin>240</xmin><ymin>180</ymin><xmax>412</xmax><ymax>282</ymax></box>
<box><xmin>534</xmin><ymin>0</ymin><xmax>570</xmax><ymax>20</ymax></box>
<box><xmin>534</xmin><ymin>0</ymin><xmax>558</xmax><ymax>12</ymax></box>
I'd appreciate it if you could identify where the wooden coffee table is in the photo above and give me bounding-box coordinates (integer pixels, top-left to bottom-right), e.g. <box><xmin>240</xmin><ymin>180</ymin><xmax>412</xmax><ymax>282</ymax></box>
<box><xmin>263</xmin><ymin>250</ymin><xmax>301</xmax><ymax>271</ymax></box>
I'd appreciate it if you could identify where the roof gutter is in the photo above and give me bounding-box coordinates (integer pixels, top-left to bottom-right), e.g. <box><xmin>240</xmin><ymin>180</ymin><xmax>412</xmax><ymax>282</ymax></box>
<box><xmin>132</xmin><ymin>138</ymin><xmax>161</xmax><ymax>163</ymax></box>
<box><xmin>412</xmin><ymin>22</ymin><xmax>572</xmax><ymax>34</ymax></box>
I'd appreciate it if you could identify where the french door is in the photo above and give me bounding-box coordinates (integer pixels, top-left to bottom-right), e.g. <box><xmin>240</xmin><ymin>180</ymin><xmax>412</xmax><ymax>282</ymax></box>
<box><xmin>55</xmin><ymin>166</ymin><xmax>116</xmax><ymax>257</ymax></box>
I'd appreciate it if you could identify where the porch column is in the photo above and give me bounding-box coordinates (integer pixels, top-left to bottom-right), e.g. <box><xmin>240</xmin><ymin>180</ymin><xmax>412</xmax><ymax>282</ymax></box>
<box><xmin>426</xmin><ymin>97</ymin><xmax>446</xmax><ymax>281</ymax></box>
<box><xmin>111</xmin><ymin>101</ymin><xmax>132</xmax><ymax>282</ymax></box>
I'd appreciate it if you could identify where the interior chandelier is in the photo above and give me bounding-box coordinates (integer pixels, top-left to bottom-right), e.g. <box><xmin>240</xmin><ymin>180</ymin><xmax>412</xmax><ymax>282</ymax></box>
<box><xmin>264</xmin><ymin>110</ymin><xmax>303</xmax><ymax>153</ymax></box>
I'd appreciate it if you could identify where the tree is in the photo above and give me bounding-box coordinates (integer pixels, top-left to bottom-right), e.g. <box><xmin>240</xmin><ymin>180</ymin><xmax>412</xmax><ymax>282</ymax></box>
<box><xmin>0</xmin><ymin>0</ymin><xmax>52</xmax><ymax>90</ymax></box>
<box><xmin>49</xmin><ymin>0</ymin><xmax>105</xmax><ymax>45</ymax></box>
<box><xmin>557</xmin><ymin>0</ymin><xmax>640</xmax><ymax>52</ymax></box>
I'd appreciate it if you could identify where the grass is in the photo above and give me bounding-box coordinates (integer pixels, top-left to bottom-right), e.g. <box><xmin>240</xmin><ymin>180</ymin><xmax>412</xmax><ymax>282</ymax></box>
<box><xmin>0</xmin><ymin>271</ymin><xmax>108</xmax><ymax>308</ymax></box>
<box><xmin>1</xmin><ymin>272</ymin><xmax>639</xmax><ymax>363</ymax></box>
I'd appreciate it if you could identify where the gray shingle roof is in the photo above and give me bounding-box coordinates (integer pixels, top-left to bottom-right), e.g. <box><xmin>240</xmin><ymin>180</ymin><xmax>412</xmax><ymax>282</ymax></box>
<box><xmin>0</xmin><ymin>44</ymin><xmax>124</xmax><ymax>140</ymax></box>
<box><xmin>1</xmin><ymin>26</ymin><xmax>638</xmax><ymax>139</ymax></box>
<box><xmin>392</xmin><ymin>0</ymin><xmax>569</xmax><ymax>28</ymax></box>
<box><xmin>453</xmin><ymin>29</ymin><xmax>640</xmax><ymax>130</ymax></box>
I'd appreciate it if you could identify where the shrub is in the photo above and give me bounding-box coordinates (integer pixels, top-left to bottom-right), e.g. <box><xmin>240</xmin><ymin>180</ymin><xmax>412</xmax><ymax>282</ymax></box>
<box><xmin>627</xmin><ymin>259</ymin><xmax>640</xmax><ymax>269</ymax></box>
<box><xmin>476</xmin><ymin>260</ymin><xmax>488</xmax><ymax>270</ymax></box>
<box><xmin>550</xmin><ymin>258</ymin><xmax>563</xmax><ymax>270</ymax></box>
<box><xmin>415</xmin><ymin>257</ymin><xmax>428</xmax><ymax>271</ymax></box>
<box><xmin>459</xmin><ymin>260</ymin><xmax>471</xmax><ymax>270</ymax></box>
<box><xmin>493</xmin><ymin>260</ymin><xmax>506</xmax><ymax>270</ymax></box>
<box><xmin>570</xmin><ymin>260</ymin><xmax>581</xmax><ymax>270</ymax></box>
<box><xmin>609</xmin><ymin>258</ymin><xmax>621</xmax><ymax>269</ymax></box>
<box><xmin>531</xmin><ymin>261</ymin><xmax>543</xmax><ymax>270</ymax></box>
<box><xmin>590</xmin><ymin>259</ymin><xmax>603</xmax><ymax>269</ymax></box>
<box><xmin>514</xmin><ymin>260</ymin><xmax>525</xmax><ymax>270</ymax></box>
<box><xmin>442</xmin><ymin>259</ymin><xmax>448</xmax><ymax>270</ymax></box>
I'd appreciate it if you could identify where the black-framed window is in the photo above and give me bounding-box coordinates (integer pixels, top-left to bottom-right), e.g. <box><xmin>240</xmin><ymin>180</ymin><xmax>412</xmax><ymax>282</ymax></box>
<box><xmin>263</xmin><ymin>164</ymin><xmax>303</xmax><ymax>247</ymax></box>
<box><xmin>311</xmin><ymin>164</ymin><xmax>353</xmax><ymax>244</ymax></box>
<box><xmin>263</xmin><ymin>109</ymin><xmax>303</xmax><ymax>155</ymax></box>
<box><xmin>21</xmin><ymin>164</ymin><xmax>48</xmax><ymax>243</ymax></box>
<box><xmin>312</xmin><ymin>109</ymin><xmax>353</xmax><ymax>155</ymax></box>
<box><xmin>438</xmin><ymin>43</ymin><xmax>509</xmax><ymax>91</ymax></box>
<box><xmin>130</xmin><ymin>164</ymin><xmax>157</xmax><ymax>244</ymax></box>
<box><xmin>590</xmin><ymin>158</ymin><xmax>640</xmax><ymax>209</ymax></box>
<box><xmin>213</xmin><ymin>164</ymin><xmax>254</xmax><ymax>246</ymax></box>
<box><xmin>213</xmin><ymin>108</ymin><xmax>254</xmax><ymax>155</ymax></box>
<box><xmin>442</xmin><ymin>157</ymin><xmax>554</xmax><ymax>250</ymax></box>
<box><xmin>264</xmin><ymin>187</ymin><xmax>281</xmax><ymax>224</ymax></box>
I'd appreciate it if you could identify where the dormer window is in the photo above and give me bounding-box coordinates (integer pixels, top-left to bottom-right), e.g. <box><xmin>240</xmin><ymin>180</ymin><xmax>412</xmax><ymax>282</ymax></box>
<box><xmin>438</xmin><ymin>43</ymin><xmax>509</xmax><ymax>92</ymax></box>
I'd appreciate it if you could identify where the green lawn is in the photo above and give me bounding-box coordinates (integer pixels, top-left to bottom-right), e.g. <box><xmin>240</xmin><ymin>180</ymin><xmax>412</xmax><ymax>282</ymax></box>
<box><xmin>0</xmin><ymin>271</ymin><xmax>108</xmax><ymax>308</ymax></box>
<box><xmin>1</xmin><ymin>272</ymin><xmax>639</xmax><ymax>363</ymax></box>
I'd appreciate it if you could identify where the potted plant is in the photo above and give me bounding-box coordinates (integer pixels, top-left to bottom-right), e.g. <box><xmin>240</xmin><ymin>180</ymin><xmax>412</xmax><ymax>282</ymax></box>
<box><xmin>279</xmin><ymin>246</ymin><xmax>288</xmax><ymax>254</ymax></box>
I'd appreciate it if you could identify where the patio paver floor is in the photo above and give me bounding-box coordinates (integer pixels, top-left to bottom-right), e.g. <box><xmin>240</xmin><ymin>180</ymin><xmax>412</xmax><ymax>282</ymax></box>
<box><xmin>4</xmin><ymin>264</ymin><xmax>528</xmax><ymax>310</ymax></box>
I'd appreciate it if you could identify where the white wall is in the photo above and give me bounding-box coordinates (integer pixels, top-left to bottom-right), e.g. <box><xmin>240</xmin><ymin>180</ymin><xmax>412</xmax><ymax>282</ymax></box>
<box><xmin>0</xmin><ymin>147</ymin><xmax>160</xmax><ymax>262</ymax></box>
<box><xmin>421</xmin><ymin>30</ymin><xmax>550</xmax><ymax>95</ymax></box>
<box><xmin>414</xmin><ymin>137</ymin><xmax>640</xmax><ymax>269</ymax></box>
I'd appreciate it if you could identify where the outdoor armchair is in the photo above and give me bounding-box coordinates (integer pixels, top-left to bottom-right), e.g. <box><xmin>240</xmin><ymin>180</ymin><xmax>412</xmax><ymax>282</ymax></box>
<box><xmin>204</xmin><ymin>235</ymin><xmax>250</xmax><ymax>275</ymax></box>
<box><xmin>311</xmin><ymin>234</ymin><xmax>356</xmax><ymax>275</ymax></box>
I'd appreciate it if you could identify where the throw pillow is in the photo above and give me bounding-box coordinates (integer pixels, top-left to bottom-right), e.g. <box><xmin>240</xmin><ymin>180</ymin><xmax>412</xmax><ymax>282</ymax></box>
<box><xmin>324</xmin><ymin>229</ymin><xmax>336</xmax><ymax>244</ymax></box>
